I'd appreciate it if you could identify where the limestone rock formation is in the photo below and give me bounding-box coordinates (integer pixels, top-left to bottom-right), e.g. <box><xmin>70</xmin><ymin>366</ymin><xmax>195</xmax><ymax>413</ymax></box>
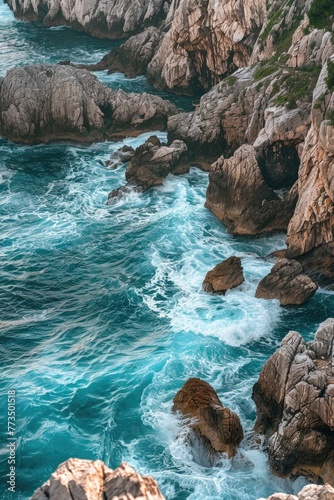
<box><xmin>0</xmin><ymin>65</ymin><xmax>177</xmax><ymax>144</ymax></box>
<box><xmin>6</xmin><ymin>0</ymin><xmax>170</xmax><ymax>39</ymax></box>
<box><xmin>30</xmin><ymin>458</ymin><xmax>165</xmax><ymax>499</ymax></box>
<box><xmin>81</xmin><ymin>28</ymin><xmax>164</xmax><ymax>78</ymax></box>
<box><xmin>205</xmin><ymin>145</ymin><xmax>295</xmax><ymax>235</ymax></box>
<box><xmin>286</xmin><ymin>60</ymin><xmax>334</xmax><ymax>269</ymax></box>
<box><xmin>108</xmin><ymin>136</ymin><xmax>188</xmax><ymax>200</ymax></box>
<box><xmin>173</xmin><ymin>378</ymin><xmax>244</xmax><ymax>457</ymax></box>
<box><xmin>261</xmin><ymin>483</ymin><xmax>334</xmax><ymax>500</ymax></box>
<box><xmin>253</xmin><ymin>318</ymin><xmax>334</xmax><ymax>485</ymax></box>
<box><xmin>202</xmin><ymin>256</ymin><xmax>244</xmax><ymax>294</ymax></box>
<box><xmin>255</xmin><ymin>258</ymin><xmax>318</xmax><ymax>306</ymax></box>
<box><xmin>147</xmin><ymin>0</ymin><xmax>267</xmax><ymax>93</ymax></box>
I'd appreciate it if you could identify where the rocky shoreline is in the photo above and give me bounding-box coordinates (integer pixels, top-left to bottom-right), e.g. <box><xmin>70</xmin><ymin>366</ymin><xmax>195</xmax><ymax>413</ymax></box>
<box><xmin>29</xmin><ymin>319</ymin><xmax>334</xmax><ymax>499</ymax></box>
<box><xmin>2</xmin><ymin>0</ymin><xmax>334</xmax><ymax>498</ymax></box>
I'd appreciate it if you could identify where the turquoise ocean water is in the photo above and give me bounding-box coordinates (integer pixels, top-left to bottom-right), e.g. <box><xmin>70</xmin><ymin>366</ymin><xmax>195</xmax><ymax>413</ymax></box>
<box><xmin>0</xmin><ymin>4</ymin><xmax>333</xmax><ymax>499</ymax></box>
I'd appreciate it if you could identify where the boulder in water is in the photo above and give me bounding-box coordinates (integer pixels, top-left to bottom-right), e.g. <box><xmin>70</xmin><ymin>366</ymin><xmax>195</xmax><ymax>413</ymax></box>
<box><xmin>255</xmin><ymin>258</ymin><xmax>318</xmax><ymax>306</ymax></box>
<box><xmin>173</xmin><ymin>378</ymin><xmax>244</xmax><ymax>457</ymax></box>
<box><xmin>203</xmin><ymin>256</ymin><xmax>244</xmax><ymax>294</ymax></box>
<box><xmin>253</xmin><ymin>318</ymin><xmax>334</xmax><ymax>486</ymax></box>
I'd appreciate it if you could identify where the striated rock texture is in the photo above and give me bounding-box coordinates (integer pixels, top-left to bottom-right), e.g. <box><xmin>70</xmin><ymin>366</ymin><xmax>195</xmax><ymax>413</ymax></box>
<box><xmin>147</xmin><ymin>0</ymin><xmax>267</xmax><ymax>93</ymax></box>
<box><xmin>0</xmin><ymin>64</ymin><xmax>177</xmax><ymax>144</ymax></box>
<box><xmin>81</xmin><ymin>28</ymin><xmax>164</xmax><ymax>78</ymax></box>
<box><xmin>6</xmin><ymin>0</ymin><xmax>171</xmax><ymax>39</ymax></box>
<box><xmin>261</xmin><ymin>483</ymin><xmax>334</xmax><ymax>500</ymax></box>
<box><xmin>173</xmin><ymin>378</ymin><xmax>244</xmax><ymax>457</ymax></box>
<box><xmin>205</xmin><ymin>145</ymin><xmax>296</xmax><ymax>235</ymax></box>
<box><xmin>30</xmin><ymin>458</ymin><xmax>165</xmax><ymax>499</ymax></box>
<box><xmin>108</xmin><ymin>135</ymin><xmax>188</xmax><ymax>200</ymax></box>
<box><xmin>255</xmin><ymin>258</ymin><xmax>318</xmax><ymax>306</ymax></box>
<box><xmin>253</xmin><ymin>318</ymin><xmax>334</xmax><ymax>486</ymax></box>
<box><xmin>286</xmin><ymin>60</ymin><xmax>334</xmax><ymax>267</ymax></box>
<box><xmin>203</xmin><ymin>256</ymin><xmax>244</xmax><ymax>294</ymax></box>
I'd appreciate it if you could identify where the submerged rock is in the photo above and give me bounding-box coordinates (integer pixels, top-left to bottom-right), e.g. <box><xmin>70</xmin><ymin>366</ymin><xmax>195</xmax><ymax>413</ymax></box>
<box><xmin>173</xmin><ymin>378</ymin><xmax>244</xmax><ymax>457</ymax></box>
<box><xmin>30</xmin><ymin>458</ymin><xmax>165</xmax><ymax>499</ymax></box>
<box><xmin>0</xmin><ymin>64</ymin><xmax>178</xmax><ymax>144</ymax></box>
<box><xmin>105</xmin><ymin>145</ymin><xmax>135</xmax><ymax>169</ymax></box>
<box><xmin>253</xmin><ymin>318</ymin><xmax>334</xmax><ymax>486</ymax></box>
<box><xmin>261</xmin><ymin>483</ymin><xmax>334</xmax><ymax>500</ymax></box>
<box><xmin>108</xmin><ymin>135</ymin><xmax>188</xmax><ymax>200</ymax></box>
<box><xmin>205</xmin><ymin>145</ymin><xmax>295</xmax><ymax>235</ymax></box>
<box><xmin>255</xmin><ymin>258</ymin><xmax>318</xmax><ymax>306</ymax></box>
<box><xmin>203</xmin><ymin>256</ymin><xmax>244</xmax><ymax>294</ymax></box>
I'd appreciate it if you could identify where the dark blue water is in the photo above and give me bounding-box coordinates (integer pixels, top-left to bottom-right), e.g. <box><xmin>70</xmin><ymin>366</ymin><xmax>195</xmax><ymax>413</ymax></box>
<box><xmin>0</xmin><ymin>5</ymin><xmax>333</xmax><ymax>499</ymax></box>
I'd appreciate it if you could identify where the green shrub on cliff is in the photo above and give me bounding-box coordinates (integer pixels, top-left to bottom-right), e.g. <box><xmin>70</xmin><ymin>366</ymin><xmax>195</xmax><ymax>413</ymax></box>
<box><xmin>308</xmin><ymin>0</ymin><xmax>334</xmax><ymax>29</ymax></box>
<box><xmin>326</xmin><ymin>60</ymin><xmax>334</xmax><ymax>91</ymax></box>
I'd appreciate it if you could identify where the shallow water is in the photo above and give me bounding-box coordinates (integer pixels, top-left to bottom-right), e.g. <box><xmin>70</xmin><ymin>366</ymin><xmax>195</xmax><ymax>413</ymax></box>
<box><xmin>0</xmin><ymin>4</ymin><xmax>333</xmax><ymax>499</ymax></box>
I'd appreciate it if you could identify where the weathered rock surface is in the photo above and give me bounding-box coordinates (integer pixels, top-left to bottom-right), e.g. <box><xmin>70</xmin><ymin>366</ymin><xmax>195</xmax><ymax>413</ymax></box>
<box><xmin>0</xmin><ymin>64</ymin><xmax>178</xmax><ymax>144</ymax></box>
<box><xmin>286</xmin><ymin>61</ymin><xmax>334</xmax><ymax>266</ymax></box>
<box><xmin>173</xmin><ymin>378</ymin><xmax>244</xmax><ymax>457</ymax></box>
<box><xmin>253</xmin><ymin>318</ymin><xmax>334</xmax><ymax>485</ymax></box>
<box><xmin>261</xmin><ymin>483</ymin><xmax>334</xmax><ymax>500</ymax></box>
<box><xmin>255</xmin><ymin>258</ymin><xmax>318</xmax><ymax>306</ymax></box>
<box><xmin>297</xmin><ymin>242</ymin><xmax>334</xmax><ymax>287</ymax></box>
<box><xmin>203</xmin><ymin>256</ymin><xmax>244</xmax><ymax>294</ymax></box>
<box><xmin>108</xmin><ymin>135</ymin><xmax>188</xmax><ymax>200</ymax></box>
<box><xmin>30</xmin><ymin>458</ymin><xmax>165</xmax><ymax>499</ymax></box>
<box><xmin>6</xmin><ymin>0</ymin><xmax>170</xmax><ymax>39</ymax></box>
<box><xmin>105</xmin><ymin>145</ymin><xmax>135</xmax><ymax>169</ymax></box>
<box><xmin>147</xmin><ymin>0</ymin><xmax>267</xmax><ymax>93</ymax></box>
<box><xmin>81</xmin><ymin>28</ymin><xmax>164</xmax><ymax>78</ymax></box>
<box><xmin>205</xmin><ymin>145</ymin><xmax>296</xmax><ymax>235</ymax></box>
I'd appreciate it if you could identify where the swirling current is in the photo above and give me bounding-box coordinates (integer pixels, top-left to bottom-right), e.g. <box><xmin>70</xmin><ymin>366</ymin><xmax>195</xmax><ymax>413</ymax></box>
<box><xmin>0</xmin><ymin>5</ymin><xmax>333</xmax><ymax>499</ymax></box>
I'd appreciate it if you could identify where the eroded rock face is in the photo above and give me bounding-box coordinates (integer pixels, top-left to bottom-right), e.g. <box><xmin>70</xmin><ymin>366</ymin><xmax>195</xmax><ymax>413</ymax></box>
<box><xmin>82</xmin><ymin>28</ymin><xmax>164</xmax><ymax>78</ymax></box>
<box><xmin>253</xmin><ymin>319</ymin><xmax>334</xmax><ymax>486</ymax></box>
<box><xmin>30</xmin><ymin>458</ymin><xmax>165</xmax><ymax>500</ymax></box>
<box><xmin>261</xmin><ymin>483</ymin><xmax>334</xmax><ymax>500</ymax></box>
<box><xmin>0</xmin><ymin>64</ymin><xmax>177</xmax><ymax>144</ymax></box>
<box><xmin>286</xmin><ymin>62</ymin><xmax>334</xmax><ymax>262</ymax></box>
<box><xmin>108</xmin><ymin>135</ymin><xmax>188</xmax><ymax>200</ymax></box>
<box><xmin>205</xmin><ymin>145</ymin><xmax>295</xmax><ymax>235</ymax></box>
<box><xmin>147</xmin><ymin>0</ymin><xmax>267</xmax><ymax>93</ymax></box>
<box><xmin>255</xmin><ymin>258</ymin><xmax>318</xmax><ymax>306</ymax></box>
<box><xmin>203</xmin><ymin>256</ymin><xmax>244</xmax><ymax>294</ymax></box>
<box><xmin>6</xmin><ymin>0</ymin><xmax>170</xmax><ymax>39</ymax></box>
<box><xmin>173</xmin><ymin>378</ymin><xmax>244</xmax><ymax>457</ymax></box>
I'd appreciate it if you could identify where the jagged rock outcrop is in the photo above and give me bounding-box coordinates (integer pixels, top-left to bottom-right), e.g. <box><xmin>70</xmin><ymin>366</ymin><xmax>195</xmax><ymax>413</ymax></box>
<box><xmin>108</xmin><ymin>135</ymin><xmax>188</xmax><ymax>200</ymax></box>
<box><xmin>80</xmin><ymin>28</ymin><xmax>164</xmax><ymax>78</ymax></box>
<box><xmin>105</xmin><ymin>145</ymin><xmax>135</xmax><ymax>169</ymax></box>
<box><xmin>173</xmin><ymin>378</ymin><xmax>244</xmax><ymax>457</ymax></box>
<box><xmin>205</xmin><ymin>145</ymin><xmax>296</xmax><ymax>235</ymax></box>
<box><xmin>30</xmin><ymin>458</ymin><xmax>165</xmax><ymax>499</ymax></box>
<box><xmin>255</xmin><ymin>258</ymin><xmax>318</xmax><ymax>305</ymax></box>
<box><xmin>147</xmin><ymin>0</ymin><xmax>267</xmax><ymax>93</ymax></box>
<box><xmin>0</xmin><ymin>65</ymin><xmax>177</xmax><ymax>144</ymax></box>
<box><xmin>6</xmin><ymin>0</ymin><xmax>171</xmax><ymax>39</ymax></box>
<box><xmin>286</xmin><ymin>60</ymin><xmax>334</xmax><ymax>273</ymax></box>
<box><xmin>202</xmin><ymin>256</ymin><xmax>244</xmax><ymax>294</ymax></box>
<box><xmin>261</xmin><ymin>483</ymin><xmax>334</xmax><ymax>500</ymax></box>
<box><xmin>297</xmin><ymin>242</ymin><xmax>334</xmax><ymax>287</ymax></box>
<box><xmin>253</xmin><ymin>318</ymin><xmax>334</xmax><ymax>485</ymax></box>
